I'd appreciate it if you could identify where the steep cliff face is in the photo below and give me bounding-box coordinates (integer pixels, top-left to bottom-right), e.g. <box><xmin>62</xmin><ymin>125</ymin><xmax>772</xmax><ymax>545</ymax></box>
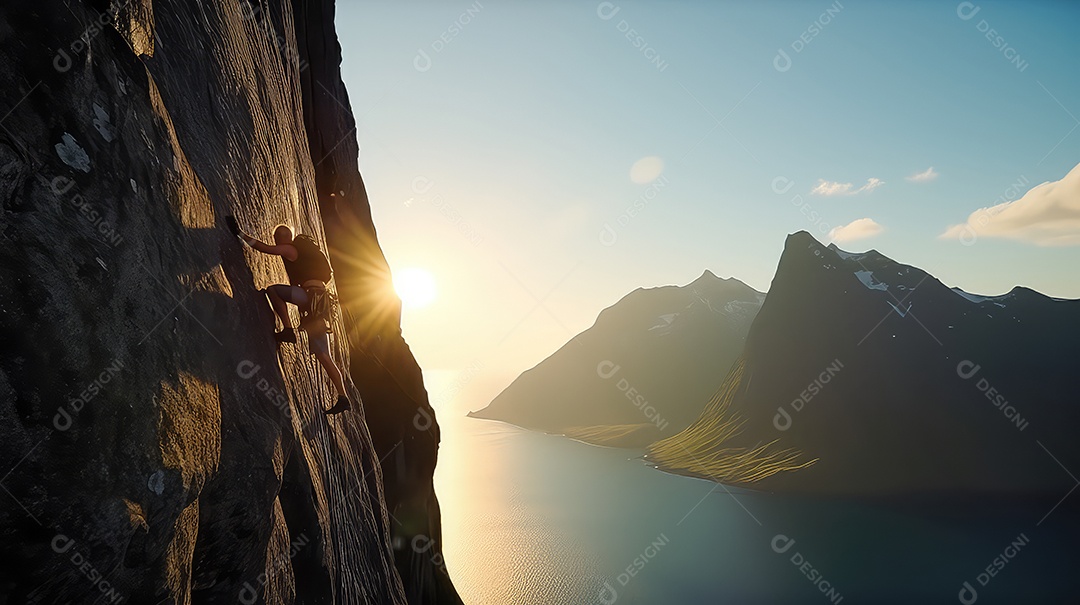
<box><xmin>0</xmin><ymin>1</ymin><xmax>460</xmax><ymax>603</ymax></box>
<box><xmin>648</xmin><ymin>232</ymin><xmax>1080</xmax><ymax>495</ymax></box>
<box><xmin>290</xmin><ymin>2</ymin><xmax>462</xmax><ymax>603</ymax></box>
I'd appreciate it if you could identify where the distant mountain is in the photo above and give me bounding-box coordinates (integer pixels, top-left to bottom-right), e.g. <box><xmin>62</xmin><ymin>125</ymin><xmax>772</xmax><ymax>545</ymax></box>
<box><xmin>648</xmin><ymin>232</ymin><xmax>1080</xmax><ymax>495</ymax></box>
<box><xmin>471</xmin><ymin>271</ymin><xmax>764</xmax><ymax>446</ymax></box>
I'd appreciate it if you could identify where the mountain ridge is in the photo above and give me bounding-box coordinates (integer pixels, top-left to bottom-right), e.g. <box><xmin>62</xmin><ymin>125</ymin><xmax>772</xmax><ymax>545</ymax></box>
<box><xmin>472</xmin><ymin>272</ymin><xmax>764</xmax><ymax>447</ymax></box>
<box><xmin>648</xmin><ymin>231</ymin><xmax>1080</xmax><ymax>495</ymax></box>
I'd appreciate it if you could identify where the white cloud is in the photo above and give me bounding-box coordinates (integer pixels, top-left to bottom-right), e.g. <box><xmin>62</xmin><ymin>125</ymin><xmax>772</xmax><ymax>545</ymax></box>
<box><xmin>907</xmin><ymin>167</ymin><xmax>939</xmax><ymax>182</ymax></box>
<box><xmin>630</xmin><ymin>156</ymin><xmax>664</xmax><ymax>184</ymax></box>
<box><xmin>812</xmin><ymin>177</ymin><xmax>885</xmax><ymax>196</ymax></box>
<box><xmin>940</xmin><ymin>162</ymin><xmax>1080</xmax><ymax>246</ymax></box>
<box><xmin>860</xmin><ymin>177</ymin><xmax>885</xmax><ymax>193</ymax></box>
<box><xmin>812</xmin><ymin>180</ymin><xmax>854</xmax><ymax>196</ymax></box>
<box><xmin>829</xmin><ymin>218</ymin><xmax>885</xmax><ymax>242</ymax></box>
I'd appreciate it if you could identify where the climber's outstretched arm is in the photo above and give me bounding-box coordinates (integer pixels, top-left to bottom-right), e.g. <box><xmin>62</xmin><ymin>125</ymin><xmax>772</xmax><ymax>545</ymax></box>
<box><xmin>226</xmin><ymin>215</ymin><xmax>295</xmax><ymax>257</ymax></box>
<box><xmin>246</xmin><ymin>237</ymin><xmax>294</xmax><ymax>257</ymax></box>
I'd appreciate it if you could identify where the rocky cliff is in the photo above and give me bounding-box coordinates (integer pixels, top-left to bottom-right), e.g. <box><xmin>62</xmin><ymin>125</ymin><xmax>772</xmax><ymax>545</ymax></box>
<box><xmin>0</xmin><ymin>1</ymin><xmax>461</xmax><ymax>603</ymax></box>
<box><xmin>648</xmin><ymin>232</ymin><xmax>1080</xmax><ymax>495</ymax></box>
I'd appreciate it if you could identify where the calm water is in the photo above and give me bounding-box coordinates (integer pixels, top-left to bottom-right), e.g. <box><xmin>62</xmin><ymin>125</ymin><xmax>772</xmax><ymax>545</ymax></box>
<box><xmin>433</xmin><ymin>410</ymin><xmax>1079</xmax><ymax>604</ymax></box>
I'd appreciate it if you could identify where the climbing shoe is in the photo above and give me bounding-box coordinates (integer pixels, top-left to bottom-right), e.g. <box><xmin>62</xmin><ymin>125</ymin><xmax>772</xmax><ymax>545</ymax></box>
<box><xmin>324</xmin><ymin>395</ymin><xmax>351</xmax><ymax>415</ymax></box>
<box><xmin>274</xmin><ymin>327</ymin><xmax>296</xmax><ymax>344</ymax></box>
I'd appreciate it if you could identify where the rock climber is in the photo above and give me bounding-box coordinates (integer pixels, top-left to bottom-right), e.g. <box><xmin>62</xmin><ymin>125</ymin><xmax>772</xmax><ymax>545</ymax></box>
<box><xmin>226</xmin><ymin>215</ymin><xmax>351</xmax><ymax>415</ymax></box>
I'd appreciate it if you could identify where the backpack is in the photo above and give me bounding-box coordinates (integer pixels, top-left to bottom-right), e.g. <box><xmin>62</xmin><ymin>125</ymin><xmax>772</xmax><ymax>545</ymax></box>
<box><xmin>293</xmin><ymin>234</ymin><xmax>333</xmax><ymax>283</ymax></box>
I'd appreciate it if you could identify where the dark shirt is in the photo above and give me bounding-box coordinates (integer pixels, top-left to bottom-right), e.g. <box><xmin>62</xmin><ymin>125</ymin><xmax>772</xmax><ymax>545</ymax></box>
<box><xmin>282</xmin><ymin>243</ymin><xmax>329</xmax><ymax>286</ymax></box>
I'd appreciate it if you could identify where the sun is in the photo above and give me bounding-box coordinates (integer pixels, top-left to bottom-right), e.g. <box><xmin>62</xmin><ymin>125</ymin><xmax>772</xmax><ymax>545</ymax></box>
<box><xmin>393</xmin><ymin>267</ymin><xmax>437</xmax><ymax>309</ymax></box>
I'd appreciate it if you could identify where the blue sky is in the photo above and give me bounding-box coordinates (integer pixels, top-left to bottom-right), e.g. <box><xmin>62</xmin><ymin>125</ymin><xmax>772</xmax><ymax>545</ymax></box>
<box><xmin>335</xmin><ymin>1</ymin><xmax>1080</xmax><ymax>405</ymax></box>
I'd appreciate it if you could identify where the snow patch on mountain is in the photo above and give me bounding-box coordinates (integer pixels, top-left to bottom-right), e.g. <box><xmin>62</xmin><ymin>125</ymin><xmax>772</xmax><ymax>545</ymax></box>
<box><xmin>724</xmin><ymin>299</ymin><xmax>763</xmax><ymax>318</ymax></box>
<box><xmin>830</xmin><ymin>245</ymin><xmax>866</xmax><ymax>261</ymax></box>
<box><xmin>952</xmin><ymin>288</ymin><xmax>990</xmax><ymax>303</ymax></box>
<box><xmin>855</xmin><ymin>270</ymin><xmax>888</xmax><ymax>291</ymax></box>
<box><xmin>649</xmin><ymin>313</ymin><xmax>678</xmax><ymax>332</ymax></box>
<box><xmin>951</xmin><ymin>287</ymin><xmax>1013</xmax><ymax>306</ymax></box>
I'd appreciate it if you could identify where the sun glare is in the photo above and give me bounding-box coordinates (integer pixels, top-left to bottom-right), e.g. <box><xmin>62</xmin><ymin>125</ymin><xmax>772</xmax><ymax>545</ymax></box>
<box><xmin>394</xmin><ymin>267</ymin><xmax>437</xmax><ymax>309</ymax></box>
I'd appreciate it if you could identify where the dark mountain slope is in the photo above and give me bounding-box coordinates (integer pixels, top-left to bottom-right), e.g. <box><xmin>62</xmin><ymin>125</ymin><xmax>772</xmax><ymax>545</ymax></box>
<box><xmin>473</xmin><ymin>271</ymin><xmax>764</xmax><ymax>447</ymax></box>
<box><xmin>649</xmin><ymin>232</ymin><xmax>1080</xmax><ymax>495</ymax></box>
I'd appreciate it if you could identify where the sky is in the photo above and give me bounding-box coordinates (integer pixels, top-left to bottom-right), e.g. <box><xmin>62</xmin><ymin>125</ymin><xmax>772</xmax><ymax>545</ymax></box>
<box><xmin>335</xmin><ymin>0</ymin><xmax>1080</xmax><ymax>411</ymax></box>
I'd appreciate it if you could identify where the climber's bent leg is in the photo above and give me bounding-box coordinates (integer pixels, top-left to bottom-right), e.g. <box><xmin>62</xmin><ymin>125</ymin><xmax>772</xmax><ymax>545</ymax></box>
<box><xmin>266</xmin><ymin>285</ymin><xmax>306</xmax><ymax>343</ymax></box>
<box><xmin>265</xmin><ymin>284</ymin><xmax>293</xmax><ymax>325</ymax></box>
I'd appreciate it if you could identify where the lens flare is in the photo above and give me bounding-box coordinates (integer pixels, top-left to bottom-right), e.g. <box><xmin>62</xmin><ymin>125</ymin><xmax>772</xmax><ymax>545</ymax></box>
<box><xmin>394</xmin><ymin>267</ymin><xmax>437</xmax><ymax>309</ymax></box>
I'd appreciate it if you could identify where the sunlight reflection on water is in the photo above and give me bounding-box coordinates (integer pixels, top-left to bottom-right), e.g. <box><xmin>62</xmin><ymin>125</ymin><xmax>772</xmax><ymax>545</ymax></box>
<box><xmin>427</xmin><ymin>375</ymin><xmax>1080</xmax><ymax>604</ymax></box>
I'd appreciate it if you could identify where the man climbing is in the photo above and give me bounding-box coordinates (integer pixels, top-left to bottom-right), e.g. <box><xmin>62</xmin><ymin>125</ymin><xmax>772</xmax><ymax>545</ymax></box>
<box><xmin>226</xmin><ymin>216</ymin><xmax>351</xmax><ymax>415</ymax></box>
